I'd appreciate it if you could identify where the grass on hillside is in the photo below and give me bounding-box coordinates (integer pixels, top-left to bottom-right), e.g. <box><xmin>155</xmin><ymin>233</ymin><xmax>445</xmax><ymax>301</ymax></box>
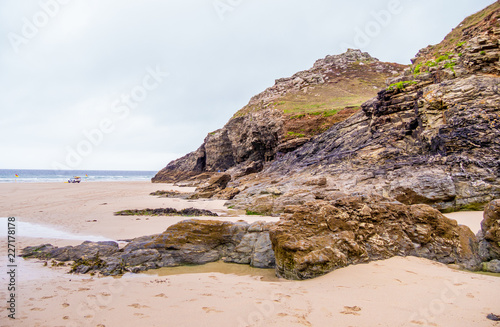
<box><xmin>233</xmin><ymin>68</ymin><xmax>391</xmax><ymax>118</ymax></box>
<box><xmin>412</xmin><ymin>2</ymin><xmax>500</xmax><ymax>66</ymax></box>
<box><xmin>272</xmin><ymin>81</ymin><xmax>379</xmax><ymax>115</ymax></box>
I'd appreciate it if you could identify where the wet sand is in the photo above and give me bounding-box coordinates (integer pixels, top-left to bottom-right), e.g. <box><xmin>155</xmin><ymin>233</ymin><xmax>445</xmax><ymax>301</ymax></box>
<box><xmin>0</xmin><ymin>182</ymin><xmax>498</xmax><ymax>326</ymax></box>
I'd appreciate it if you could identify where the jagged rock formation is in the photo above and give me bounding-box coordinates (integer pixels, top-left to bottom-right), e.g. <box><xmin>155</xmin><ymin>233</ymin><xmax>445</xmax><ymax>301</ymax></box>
<box><xmin>478</xmin><ymin>199</ymin><xmax>500</xmax><ymax>271</ymax></box>
<box><xmin>22</xmin><ymin>220</ymin><xmax>275</xmax><ymax>275</ymax></box>
<box><xmin>153</xmin><ymin>50</ymin><xmax>404</xmax><ymax>183</ymax></box>
<box><xmin>269</xmin><ymin>195</ymin><xmax>480</xmax><ymax>280</ymax></box>
<box><xmin>226</xmin><ymin>2</ymin><xmax>500</xmax><ymax>213</ymax></box>
<box><xmin>114</xmin><ymin>207</ymin><xmax>219</xmax><ymax>217</ymax></box>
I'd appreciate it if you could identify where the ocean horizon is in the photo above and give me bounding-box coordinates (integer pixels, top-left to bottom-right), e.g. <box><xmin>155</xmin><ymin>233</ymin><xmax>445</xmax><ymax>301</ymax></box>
<box><xmin>0</xmin><ymin>169</ymin><xmax>158</xmax><ymax>183</ymax></box>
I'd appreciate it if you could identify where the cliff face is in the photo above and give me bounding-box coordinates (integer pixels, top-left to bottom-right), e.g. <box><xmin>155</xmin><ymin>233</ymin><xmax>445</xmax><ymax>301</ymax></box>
<box><xmin>154</xmin><ymin>2</ymin><xmax>500</xmax><ymax>213</ymax></box>
<box><xmin>152</xmin><ymin>50</ymin><xmax>404</xmax><ymax>182</ymax></box>
<box><xmin>226</xmin><ymin>2</ymin><xmax>500</xmax><ymax>213</ymax></box>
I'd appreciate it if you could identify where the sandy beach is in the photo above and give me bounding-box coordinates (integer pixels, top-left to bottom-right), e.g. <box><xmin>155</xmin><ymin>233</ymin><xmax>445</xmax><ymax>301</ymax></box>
<box><xmin>0</xmin><ymin>182</ymin><xmax>498</xmax><ymax>327</ymax></box>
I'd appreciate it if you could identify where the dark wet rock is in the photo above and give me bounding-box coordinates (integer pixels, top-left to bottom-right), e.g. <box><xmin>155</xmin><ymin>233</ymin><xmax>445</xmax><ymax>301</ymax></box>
<box><xmin>231</xmin><ymin>161</ymin><xmax>264</xmax><ymax>179</ymax></box>
<box><xmin>118</xmin><ymin>249</ymin><xmax>161</xmax><ymax>266</ymax></box>
<box><xmin>22</xmin><ymin>241</ymin><xmax>119</xmax><ymax>262</ymax></box>
<box><xmin>114</xmin><ymin>207</ymin><xmax>219</xmax><ymax>217</ymax></box>
<box><xmin>269</xmin><ymin>195</ymin><xmax>481</xmax><ymax>280</ymax></box>
<box><xmin>22</xmin><ymin>219</ymin><xmax>276</xmax><ymax>276</ymax></box>
<box><xmin>487</xmin><ymin>313</ymin><xmax>500</xmax><ymax>322</ymax></box>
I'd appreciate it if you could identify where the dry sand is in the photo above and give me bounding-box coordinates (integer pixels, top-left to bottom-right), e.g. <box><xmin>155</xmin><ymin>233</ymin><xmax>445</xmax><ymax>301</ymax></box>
<box><xmin>0</xmin><ymin>182</ymin><xmax>498</xmax><ymax>327</ymax></box>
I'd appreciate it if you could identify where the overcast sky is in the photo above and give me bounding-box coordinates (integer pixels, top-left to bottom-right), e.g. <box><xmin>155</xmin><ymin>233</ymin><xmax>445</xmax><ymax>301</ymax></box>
<box><xmin>0</xmin><ymin>0</ymin><xmax>495</xmax><ymax>171</ymax></box>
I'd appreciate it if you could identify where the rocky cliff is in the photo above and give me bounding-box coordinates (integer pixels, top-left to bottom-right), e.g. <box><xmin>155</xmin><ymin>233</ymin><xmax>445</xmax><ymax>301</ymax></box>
<box><xmin>152</xmin><ymin>50</ymin><xmax>404</xmax><ymax>183</ymax></box>
<box><xmin>225</xmin><ymin>2</ymin><xmax>500</xmax><ymax>213</ymax></box>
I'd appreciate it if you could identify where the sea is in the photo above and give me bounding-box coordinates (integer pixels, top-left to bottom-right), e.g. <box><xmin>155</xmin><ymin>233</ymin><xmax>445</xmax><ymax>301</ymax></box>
<box><xmin>0</xmin><ymin>169</ymin><xmax>158</xmax><ymax>183</ymax></box>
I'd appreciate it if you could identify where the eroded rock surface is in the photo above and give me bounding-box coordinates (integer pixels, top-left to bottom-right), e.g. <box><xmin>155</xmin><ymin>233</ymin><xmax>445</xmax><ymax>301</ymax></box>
<box><xmin>478</xmin><ymin>199</ymin><xmax>500</xmax><ymax>263</ymax></box>
<box><xmin>269</xmin><ymin>196</ymin><xmax>480</xmax><ymax>280</ymax></box>
<box><xmin>228</xmin><ymin>4</ymin><xmax>500</xmax><ymax>213</ymax></box>
<box><xmin>22</xmin><ymin>220</ymin><xmax>275</xmax><ymax>275</ymax></box>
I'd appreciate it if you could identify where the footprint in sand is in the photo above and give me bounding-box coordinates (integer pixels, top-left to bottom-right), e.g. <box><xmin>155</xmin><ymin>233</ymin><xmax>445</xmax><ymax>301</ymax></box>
<box><xmin>154</xmin><ymin>293</ymin><xmax>168</xmax><ymax>298</ymax></box>
<box><xmin>410</xmin><ymin>320</ymin><xmax>437</xmax><ymax>326</ymax></box>
<box><xmin>410</xmin><ymin>320</ymin><xmax>424</xmax><ymax>325</ymax></box>
<box><xmin>340</xmin><ymin>306</ymin><xmax>362</xmax><ymax>316</ymax></box>
<box><xmin>78</xmin><ymin>287</ymin><xmax>91</xmax><ymax>291</ymax></box>
<box><xmin>202</xmin><ymin>307</ymin><xmax>223</xmax><ymax>313</ymax></box>
<box><xmin>62</xmin><ymin>303</ymin><xmax>70</xmax><ymax>308</ymax></box>
<box><xmin>62</xmin><ymin>316</ymin><xmax>69</xmax><ymax>320</ymax></box>
<box><xmin>30</xmin><ymin>308</ymin><xmax>45</xmax><ymax>311</ymax></box>
<box><xmin>129</xmin><ymin>303</ymin><xmax>150</xmax><ymax>309</ymax></box>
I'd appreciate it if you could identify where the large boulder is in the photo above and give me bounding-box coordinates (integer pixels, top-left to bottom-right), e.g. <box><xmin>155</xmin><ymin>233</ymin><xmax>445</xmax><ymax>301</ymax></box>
<box><xmin>478</xmin><ymin>199</ymin><xmax>500</xmax><ymax>261</ymax></box>
<box><xmin>482</xmin><ymin>259</ymin><xmax>500</xmax><ymax>273</ymax></box>
<box><xmin>269</xmin><ymin>196</ymin><xmax>480</xmax><ymax>280</ymax></box>
<box><xmin>224</xmin><ymin>221</ymin><xmax>276</xmax><ymax>268</ymax></box>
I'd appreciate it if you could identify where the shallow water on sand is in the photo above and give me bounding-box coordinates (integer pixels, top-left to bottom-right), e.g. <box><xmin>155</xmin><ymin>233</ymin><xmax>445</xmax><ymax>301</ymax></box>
<box><xmin>0</xmin><ymin>217</ymin><xmax>113</xmax><ymax>242</ymax></box>
<box><xmin>141</xmin><ymin>261</ymin><xmax>281</xmax><ymax>282</ymax></box>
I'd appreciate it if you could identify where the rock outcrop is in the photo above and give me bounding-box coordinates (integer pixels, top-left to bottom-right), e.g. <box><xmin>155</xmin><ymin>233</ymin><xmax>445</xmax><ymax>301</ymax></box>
<box><xmin>478</xmin><ymin>199</ymin><xmax>500</xmax><ymax>266</ymax></box>
<box><xmin>22</xmin><ymin>220</ymin><xmax>275</xmax><ymax>275</ymax></box>
<box><xmin>23</xmin><ymin>198</ymin><xmax>497</xmax><ymax>279</ymax></box>
<box><xmin>114</xmin><ymin>207</ymin><xmax>219</xmax><ymax>217</ymax></box>
<box><xmin>153</xmin><ymin>50</ymin><xmax>404</xmax><ymax>183</ymax></box>
<box><xmin>226</xmin><ymin>2</ymin><xmax>500</xmax><ymax>213</ymax></box>
<box><xmin>188</xmin><ymin>173</ymin><xmax>237</xmax><ymax>199</ymax></box>
<box><xmin>269</xmin><ymin>195</ymin><xmax>480</xmax><ymax>280</ymax></box>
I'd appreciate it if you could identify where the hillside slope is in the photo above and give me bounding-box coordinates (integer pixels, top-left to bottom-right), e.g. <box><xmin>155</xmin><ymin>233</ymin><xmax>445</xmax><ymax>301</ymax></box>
<box><xmin>152</xmin><ymin>50</ymin><xmax>404</xmax><ymax>183</ymax></box>
<box><xmin>226</xmin><ymin>1</ymin><xmax>500</xmax><ymax>213</ymax></box>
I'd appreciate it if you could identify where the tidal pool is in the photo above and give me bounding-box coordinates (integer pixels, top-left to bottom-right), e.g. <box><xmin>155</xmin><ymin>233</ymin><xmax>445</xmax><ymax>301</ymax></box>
<box><xmin>141</xmin><ymin>261</ymin><xmax>280</xmax><ymax>282</ymax></box>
